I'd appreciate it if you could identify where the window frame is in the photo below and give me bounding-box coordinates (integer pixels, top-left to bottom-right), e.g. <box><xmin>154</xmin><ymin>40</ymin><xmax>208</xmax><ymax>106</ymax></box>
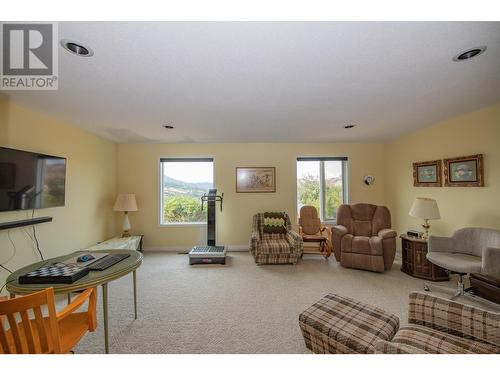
<box><xmin>296</xmin><ymin>156</ymin><xmax>349</xmax><ymax>224</ymax></box>
<box><xmin>158</xmin><ymin>157</ymin><xmax>215</xmax><ymax>227</ymax></box>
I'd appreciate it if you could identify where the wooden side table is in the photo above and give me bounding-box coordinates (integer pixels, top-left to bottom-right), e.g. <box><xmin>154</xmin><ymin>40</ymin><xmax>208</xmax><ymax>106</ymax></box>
<box><xmin>400</xmin><ymin>235</ymin><xmax>449</xmax><ymax>281</ymax></box>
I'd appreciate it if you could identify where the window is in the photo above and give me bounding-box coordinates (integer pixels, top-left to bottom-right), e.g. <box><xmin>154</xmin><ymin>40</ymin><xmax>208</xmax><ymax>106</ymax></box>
<box><xmin>160</xmin><ymin>158</ymin><xmax>214</xmax><ymax>225</ymax></box>
<box><xmin>296</xmin><ymin>157</ymin><xmax>348</xmax><ymax>223</ymax></box>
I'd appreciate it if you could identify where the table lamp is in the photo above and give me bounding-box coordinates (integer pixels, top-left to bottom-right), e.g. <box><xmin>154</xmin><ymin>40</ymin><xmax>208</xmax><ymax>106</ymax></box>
<box><xmin>409</xmin><ymin>197</ymin><xmax>440</xmax><ymax>240</ymax></box>
<box><xmin>113</xmin><ymin>193</ymin><xmax>138</xmax><ymax>237</ymax></box>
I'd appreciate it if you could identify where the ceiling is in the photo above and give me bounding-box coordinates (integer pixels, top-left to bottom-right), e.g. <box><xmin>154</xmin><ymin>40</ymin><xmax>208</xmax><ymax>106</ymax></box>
<box><xmin>4</xmin><ymin>22</ymin><xmax>500</xmax><ymax>143</ymax></box>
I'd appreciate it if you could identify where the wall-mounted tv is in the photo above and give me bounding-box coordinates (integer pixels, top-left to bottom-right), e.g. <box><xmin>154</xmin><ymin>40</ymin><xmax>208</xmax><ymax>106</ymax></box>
<box><xmin>0</xmin><ymin>147</ymin><xmax>66</xmax><ymax>212</ymax></box>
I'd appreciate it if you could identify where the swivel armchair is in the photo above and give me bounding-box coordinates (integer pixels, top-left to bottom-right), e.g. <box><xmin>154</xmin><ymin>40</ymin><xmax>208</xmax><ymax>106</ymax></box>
<box><xmin>426</xmin><ymin>227</ymin><xmax>500</xmax><ymax>303</ymax></box>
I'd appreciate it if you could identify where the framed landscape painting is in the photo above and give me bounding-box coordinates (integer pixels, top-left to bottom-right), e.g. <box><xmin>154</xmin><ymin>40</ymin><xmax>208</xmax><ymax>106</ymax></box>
<box><xmin>236</xmin><ymin>167</ymin><xmax>276</xmax><ymax>193</ymax></box>
<box><xmin>412</xmin><ymin>160</ymin><xmax>441</xmax><ymax>187</ymax></box>
<box><xmin>444</xmin><ymin>154</ymin><xmax>484</xmax><ymax>187</ymax></box>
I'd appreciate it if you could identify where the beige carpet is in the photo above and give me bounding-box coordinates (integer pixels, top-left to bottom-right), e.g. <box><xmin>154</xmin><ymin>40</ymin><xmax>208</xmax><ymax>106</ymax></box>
<box><xmin>73</xmin><ymin>251</ymin><xmax>490</xmax><ymax>354</ymax></box>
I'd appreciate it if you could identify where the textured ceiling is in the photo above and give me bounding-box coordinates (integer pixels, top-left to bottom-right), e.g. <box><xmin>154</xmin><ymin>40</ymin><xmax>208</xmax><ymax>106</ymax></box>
<box><xmin>4</xmin><ymin>22</ymin><xmax>500</xmax><ymax>143</ymax></box>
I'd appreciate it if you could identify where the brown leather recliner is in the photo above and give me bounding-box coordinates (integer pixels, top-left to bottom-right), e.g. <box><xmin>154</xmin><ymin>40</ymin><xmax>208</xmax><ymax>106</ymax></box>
<box><xmin>332</xmin><ymin>203</ymin><xmax>396</xmax><ymax>273</ymax></box>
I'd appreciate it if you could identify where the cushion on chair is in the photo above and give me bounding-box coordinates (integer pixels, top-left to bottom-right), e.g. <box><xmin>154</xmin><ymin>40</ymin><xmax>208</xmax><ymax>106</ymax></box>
<box><xmin>353</xmin><ymin>221</ymin><xmax>373</xmax><ymax>237</ymax></box>
<box><xmin>352</xmin><ymin>236</ymin><xmax>372</xmax><ymax>255</ymax></box>
<box><xmin>263</xmin><ymin>212</ymin><xmax>287</xmax><ymax>234</ymax></box>
<box><xmin>391</xmin><ymin>325</ymin><xmax>500</xmax><ymax>354</ymax></box>
<box><xmin>299</xmin><ymin>206</ymin><xmax>322</xmax><ymax>235</ymax></box>
<box><xmin>259</xmin><ymin>239</ymin><xmax>292</xmax><ymax>254</ymax></box>
<box><xmin>426</xmin><ymin>252</ymin><xmax>482</xmax><ymax>274</ymax></box>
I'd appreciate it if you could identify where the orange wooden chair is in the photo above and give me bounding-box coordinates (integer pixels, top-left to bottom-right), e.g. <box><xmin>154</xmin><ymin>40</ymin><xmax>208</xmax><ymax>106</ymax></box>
<box><xmin>298</xmin><ymin>205</ymin><xmax>332</xmax><ymax>258</ymax></box>
<box><xmin>0</xmin><ymin>287</ymin><xmax>97</xmax><ymax>354</ymax></box>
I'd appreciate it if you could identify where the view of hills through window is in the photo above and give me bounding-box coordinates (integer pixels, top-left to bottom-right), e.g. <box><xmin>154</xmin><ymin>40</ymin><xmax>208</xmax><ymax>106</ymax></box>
<box><xmin>161</xmin><ymin>160</ymin><xmax>214</xmax><ymax>224</ymax></box>
<box><xmin>297</xmin><ymin>160</ymin><xmax>344</xmax><ymax>222</ymax></box>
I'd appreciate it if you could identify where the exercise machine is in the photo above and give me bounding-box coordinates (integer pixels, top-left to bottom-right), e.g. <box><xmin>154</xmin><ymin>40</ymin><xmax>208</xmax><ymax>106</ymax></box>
<box><xmin>189</xmin><ymin>189</ymin><xmax>226</xmax><ymax>265</ymax></box>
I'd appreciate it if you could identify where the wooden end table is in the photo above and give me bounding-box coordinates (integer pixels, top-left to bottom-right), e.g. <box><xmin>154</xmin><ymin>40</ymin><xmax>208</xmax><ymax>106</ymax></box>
<box><xmin>400</xmin><ymin>235</ymin><xmax>449</xmax><ymax>281</ymax></box>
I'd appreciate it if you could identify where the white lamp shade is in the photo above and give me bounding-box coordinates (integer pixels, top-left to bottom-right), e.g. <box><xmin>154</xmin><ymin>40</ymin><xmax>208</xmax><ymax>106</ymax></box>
<box><xmin>113</xmin><ymin>193</ymin><xmax>138</xmax><ymax>212</ymax></box>
<box><xmin>409</xmin><ymin>197</ymin><xmax>440</xmax><ymax>220</ymax></box>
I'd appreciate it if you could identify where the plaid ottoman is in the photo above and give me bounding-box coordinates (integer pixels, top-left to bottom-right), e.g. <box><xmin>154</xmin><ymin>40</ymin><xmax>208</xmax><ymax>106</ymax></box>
<box><xmin>299</xmin><ymin>294</ymin><xmax>400</xmax><ymax>354</ymax></box>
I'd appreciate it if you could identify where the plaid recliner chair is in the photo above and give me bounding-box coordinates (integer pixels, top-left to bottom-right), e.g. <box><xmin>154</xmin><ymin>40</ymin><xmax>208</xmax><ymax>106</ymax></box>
<box><xmin>250</xmin><ymin>212</ymin><xmax>303</xmax><ymax>265</ymax></box>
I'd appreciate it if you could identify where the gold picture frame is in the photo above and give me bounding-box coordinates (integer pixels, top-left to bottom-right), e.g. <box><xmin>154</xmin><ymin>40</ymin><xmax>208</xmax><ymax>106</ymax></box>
<box><xmin>412</xmin><ymin>160</ymin><xmax>441</xmax><ymax>187</ymax></box>
<box><xmin>236</xmin><ymin>167</ymin><xmax>276</xmax><ymax>193</ymax></box>
<box><xmin>444</xmin><ymin>154</ymin><xmax>484</xmax><ymax>187</ymax></box>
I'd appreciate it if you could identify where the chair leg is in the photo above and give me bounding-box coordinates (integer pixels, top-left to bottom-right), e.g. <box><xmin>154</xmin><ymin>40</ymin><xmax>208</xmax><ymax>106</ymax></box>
<box><xmin>424</xmin><ymin>273</ymin><xmax>464</xmax><ymax>294</ymax></box>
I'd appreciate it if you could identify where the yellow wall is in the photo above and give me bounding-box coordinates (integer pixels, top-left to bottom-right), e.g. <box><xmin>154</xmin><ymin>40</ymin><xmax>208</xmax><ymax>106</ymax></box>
<box><xmin>2</xmin><ymin>92</ymin><xmax>498</xmax><ymax>266</ymax></box>
<box><xmin>385</xmin><ymin>103</ymin><xmax>500</xmax><ymax>243</ymax></box>
<box><xmin>0</xmin><ymin>96</ymin><xmax>117</xmax><ymax>291</ymax></box>
<box><xmin>117</xmin><ymin>142</ymin><xmax>386</xmax><ymax>249</ymax></box>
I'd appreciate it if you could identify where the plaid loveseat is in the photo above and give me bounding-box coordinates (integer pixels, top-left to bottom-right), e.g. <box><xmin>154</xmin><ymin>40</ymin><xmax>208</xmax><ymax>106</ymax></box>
<box><xmin>376</xmin><ymin>292</ymin><xmax>500</xmax><ymax>354</ymax></box>
<box><xmin>250</xmin><ymin>213</ymin><xmax>303</xmax><ymax>265</ymax></box>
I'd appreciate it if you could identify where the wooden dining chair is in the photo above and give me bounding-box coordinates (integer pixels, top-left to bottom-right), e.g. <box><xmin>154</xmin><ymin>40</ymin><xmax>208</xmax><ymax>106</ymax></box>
<box><xmin>0</xmin><ymin>287</ymin><xmax>97</xmax><ymax>354</ymax></box>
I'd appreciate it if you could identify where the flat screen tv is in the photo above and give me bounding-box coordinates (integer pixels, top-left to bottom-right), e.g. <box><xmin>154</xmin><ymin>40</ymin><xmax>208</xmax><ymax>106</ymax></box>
<box><xmin>0</xmin><ymin>146</ymin><xmax>66</xmax><ymax>212</ymax></box>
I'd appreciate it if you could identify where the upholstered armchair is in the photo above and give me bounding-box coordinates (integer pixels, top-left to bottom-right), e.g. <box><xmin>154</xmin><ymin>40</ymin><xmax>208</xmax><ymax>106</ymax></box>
<box><xmin>332</xmin><ymin>203</ymin><xmax>396</xmax><ymax>272</ymax></box>
<box><xmin>426</xmin><ymin>227</ymin><xmax>500</xmax><ymax>299</ymax></box>
<box><xmin>250</xmin><ymin>212</ymin><xmax>303</xmax><ymax>265</ymax></box>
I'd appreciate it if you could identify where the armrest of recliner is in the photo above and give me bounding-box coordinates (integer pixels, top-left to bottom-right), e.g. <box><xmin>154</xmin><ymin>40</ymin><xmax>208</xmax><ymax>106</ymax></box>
<box><xmin>332</xmin><ymin>225</ymin><xmax>348</xmax><ymax>238</ymax></box>
<box><xmin>481</xmin><ymin>247</ymin><xmax>500</xmax><ymax>275</ymax></box>
<box><xmin>428</xmin><ymin>235</ymin><xmax>454</xmax><ymax>253</ymax></box>
<box><xmin>377</xmin><ymin>228</ymin><xmax>396</xmax><ymax>239</ymax></box>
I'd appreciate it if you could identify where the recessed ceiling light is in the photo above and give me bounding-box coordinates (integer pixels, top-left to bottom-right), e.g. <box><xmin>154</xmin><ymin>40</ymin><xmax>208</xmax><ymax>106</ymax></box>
<box><xmin>60</xmin><ymin>39</ymin><xmax>94</xmax><ymax>57</ymax></box>
<box><xmin>453</xmin><ymin>46</ymin><xmax>486</xmax><ymax>62</ymax></box>
<box><xmin>163</xmin><ymin>125</ymin><xmax>174</xmax><ymax>129</ymax></box>
<box><xmin>344</xmin><ymin>124</ymin><xmax>356</xmax><ymax>129</ymax></box>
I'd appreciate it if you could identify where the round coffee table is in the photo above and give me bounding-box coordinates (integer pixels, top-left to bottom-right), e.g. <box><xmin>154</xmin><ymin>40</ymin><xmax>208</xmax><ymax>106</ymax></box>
<box><xmin>6</xmin><ymin>249</ymin><xmax>143</xmax><ymax>353</ymax></box>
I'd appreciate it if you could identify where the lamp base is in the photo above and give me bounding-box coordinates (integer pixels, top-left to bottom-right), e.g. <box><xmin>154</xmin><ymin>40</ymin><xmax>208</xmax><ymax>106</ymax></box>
<box><xmin>121</xmin><ymin>212</ymin><xmax>131</xmax><ymax>238</ymax></box>
<box><xmin>421</xmin><ymin>219</ymin><xmax>430</xmax><ymax>240</ymax></box>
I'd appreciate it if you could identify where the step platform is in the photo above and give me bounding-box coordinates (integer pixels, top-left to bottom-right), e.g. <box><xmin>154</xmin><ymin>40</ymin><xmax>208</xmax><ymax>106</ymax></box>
<box><xmin>189</xmin><ymin>245</ymin><xmax>226</xmax><ymax>265</ymax></box>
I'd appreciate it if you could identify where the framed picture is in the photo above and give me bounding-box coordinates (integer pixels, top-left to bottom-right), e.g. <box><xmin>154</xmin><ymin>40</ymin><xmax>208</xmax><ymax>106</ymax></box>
<box><xmin>412</xmin><ymin>160</ymin><xmax>441</xmax><ymax>187</ymax></box>
<box><xmin>236</xmin><ymin>167</ymin><xmax>276</xmax><ymax>193</ymax></box>
<box><xmin>444</xmin><ymin>154</ymin><xmax>484</xmax><ymax>187</ymax></box>
<box><xmin>0</xmin><ymin>162</ymin><xmax>16</xmax><ymax>189</ymax></box>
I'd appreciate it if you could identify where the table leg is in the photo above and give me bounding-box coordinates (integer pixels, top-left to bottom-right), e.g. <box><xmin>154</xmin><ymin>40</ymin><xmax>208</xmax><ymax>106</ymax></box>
<box><xmin>9</xmin><ymin>293</ymin><xmax>15</xmax><ymax>299</ymax></box>
<box><xmin>133</xmin><ymin>270</ymin><xmax>137</xmax><ymax>320</ymax></box>
<box><xmin>102</xmin><ymin>283</ymin><xmax>109</xmax><ymax>354</ymax></box>
<box><xmin>67</xmin><ymin>293</ymin><xmax>71</xmax><ymax>305</ymax></box>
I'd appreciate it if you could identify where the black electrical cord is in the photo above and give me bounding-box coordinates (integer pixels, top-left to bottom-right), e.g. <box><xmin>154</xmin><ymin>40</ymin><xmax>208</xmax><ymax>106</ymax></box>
<box><xmin>32</xmin><ymin>225</ymin><xmax>44</xmax><ymax>260</ymax></box>
<box><xmin>2</xmin><ymin>230</ymin><xmax>17</xmax><ymax>274</ymax></box>
<box><xmin>31</xmin><ymin>205</ymin><xmax>45</xmax><ymax>261</ymax></box>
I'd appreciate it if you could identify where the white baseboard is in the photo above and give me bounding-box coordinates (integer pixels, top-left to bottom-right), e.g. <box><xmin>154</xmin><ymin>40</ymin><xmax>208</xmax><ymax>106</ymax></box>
<box><xmin>143</xmin><ymin>245</ymin><xmax>249</xmax><ymax>252</ymax></box>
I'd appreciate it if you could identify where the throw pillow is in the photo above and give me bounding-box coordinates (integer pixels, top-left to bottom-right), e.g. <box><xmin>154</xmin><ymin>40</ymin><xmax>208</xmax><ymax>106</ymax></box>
<box><xmin>263</xmin><ymin>212</ymin><xmax>287</xmax><ymax>234</ymax></box>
